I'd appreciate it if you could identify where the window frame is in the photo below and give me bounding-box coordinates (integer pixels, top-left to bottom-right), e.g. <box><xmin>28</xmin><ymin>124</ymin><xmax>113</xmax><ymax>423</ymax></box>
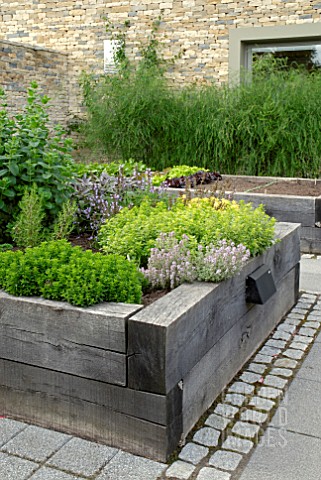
<box><xmin>229</xmin><ymin>24</ymin><xmax>321</xmax><ymax>83</ymax></box>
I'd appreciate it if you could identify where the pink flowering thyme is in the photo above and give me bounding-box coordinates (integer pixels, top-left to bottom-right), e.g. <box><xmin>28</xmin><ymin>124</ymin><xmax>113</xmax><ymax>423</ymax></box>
<box><xmin>196</xmin><ymin>240</ymin><xmax>250</xmax><ymax>282</ymax></box>
<box><xmin>140</xmin><ymin>232</ymin><xmax>197</xmax><ymax>290</ymax></box>
<box><xmin>141</xmin><ymin>233</ymin><xmax>250</xmax><ymax>291</ymax></box>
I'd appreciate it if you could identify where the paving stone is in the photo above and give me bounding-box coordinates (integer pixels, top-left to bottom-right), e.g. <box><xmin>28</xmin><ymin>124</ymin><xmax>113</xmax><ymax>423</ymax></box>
<box><xmin>196</xmin><ymin>467</ymin><xmax>231</xmax><ymax>480</ymax></box>
<box><xmin>47</xmin><ymin>437</ymin><xmax>118</xmax><ymax>477</ymax></box>
<box><xmin>292</xmin><ymin>334</ymin><xmax>313</xmax><ymax>344</ymax></box>
<box><xmin>248</xmin><ymin>396</ymin><xmax>275</xmax><ymax>412</ymax></box>
<box><xmin>286</xmin><ymin>312</ymin><xmax>303</xmax><ymax>319</ymax></box>
<box><xmin>271</xmin><ymin>377</ymin><xmax>321</xmax><ymax>437</ymax></box>
<box><xmin>193</xmin><ymin>427</ymin><xmax>220</xmax><ymax>447</ymax></box>
<box><xmin>2</xmin><ymin>426</ymin><xmax>70</xmax><ymax>462</ymax></box>
<box><xmin>209</xmin><ymin>450</ymin><xmax>243</xmax><ymax>471</ymax></box>
<box><xmin>283</xmin><ymin>348</ymin><xmax>305</xmax><ymax>360</ymax></box>
<box><xmin>224</xmin><ymin>393</ymin><xmax>246</xmax><ymax>407</ymax></box>
<box><xmin>308</xmin><ymin>315</ymin><xmax>321</xmax><ymax>322</ymax></box>
<box><xmin>263</xmin><ymin>375</ymin><xmax>287</xmax><ymax>389</ymax></box>
<box><xmin>258</xmin><ymin>386</ymin><xmax>282</xmax><ymax>400</ymax></box>
<box><xmin>0</xmin><ymin>419</ymin><xmax>27</xmax><ymax>448</ymax></box>
<box><xmin>228</xmin><ymin>382</ymin><xmax>254</xmax><ymax>395</ymax></box>
<box><xmin>270</xmin><ymin>367</ymin><xmax>293</xmax><ymax>378</ymax></box>
<box><xmin>239</xmin><ymin>372</ymin><xmax>262</xmax><ymax>384</ymax></box>
<box><xmin>222</xmin><ymin>435</ymin><xmax>254</xmax><ymax>454</ymax></box>
<box><xmin>238</xmin><ymin>427</ymin><xmax>321</xmax><ymax>480</ymax></box>
<box><xmin>253</xmin><ymin>354</ymin><xmax>273</xmax><ymax>364</ymax></box>
<box><xmin>0</xmin><ymin>451</ymin><xmax>38</xmax><ymax>480</ymax></box>
<box><xmin>205</xmin><ymin>414</ymin><xmax>230</xmax><ymax>431</ymax></box>
<box><xmin>284</xmin><ymin>318</ymin><xmax>301</xmax><ymax>326</ymax></box>
<box><xmin>272</xmin><ymin>330</ymin><xmax>292</xmax><ymax>341</ymax></box>
<box><xmin>247</xmin><ymin>363</ymin><xmax>267</xmax><ymax>375</ymax></box>
<box><xmin>274</xmin><ymin>358</ymin><xmax>298</xmax><ymax>369</ymax></box>
<box><xmin>277</xmin><ymin>324</ymin><xmax>297</xmax><ymax>334</ymax></box>
<box><xmin>214</xmin><ymin>404</ymin><xmax>239</xmax><ymax>419</ymax></box>
<box><xmin>96</xmin><ymin>451</ymin><xmax>166</xmax><ymax>480</ymax></box>
<box><xmin>232</xmin><ymin>421</ymin><xmax>260</xmax><ymax>439</ymax></box>
<box><xmin>301</xmin><ymin>254</ymin><xmax>314</xmax><ymax>259</ymax></box>
<box><xmin>259</xmin><ymin>346</ymin><xmax>282</xmax><ymax>357</ymax></box>
<box><xmin>179</xmin><ymin>443</ymin><xmax>209</xmax><ymax>465</ymax></box>
<box><xmin>301</xmin><ymin>293</ymin><xmax>317</xmax><ymax>299</ymax></box>
<box><xmin>30</xmin><ymin>467</ymin><xmax>80</xmax><ymax>479</ymax></box>
<box><xmin>305</xmin><ymin>320</ymin><xmax>321</xmax><ymax>328</ymax></box>
<box><xmin>166</xmin><ymin>460</ymin><xmax>196</xmax><ymax>479</ymax></box>
<box><xmin>299</xmin><ymin>327</ymin><xmax>316</xmax><ymax>337</ymax></box>
<box><xmin>240</xmin><ymin>409</ymin><xmax>268</xmax><ymax>424</ymax></box>
<box><xmin>265</xmin><ymin>339</ymin><xmax>287</xmax><ymax>349</ymax></box>
<box><xmin>290</xmin><ymin>308</ymin><xmax>308</xmax><ymax>314</ymax></box>
<box><xmin>290</xmin><ymin>342</ymin><xmax>308</xmax><ymax>351</ymax></box>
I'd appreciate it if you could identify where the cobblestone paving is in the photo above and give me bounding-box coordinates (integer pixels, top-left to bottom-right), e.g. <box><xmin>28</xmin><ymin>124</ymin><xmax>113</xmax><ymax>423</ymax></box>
<box><xmin>0</xmin><ymin>291</ymin><xmax>320</xmax><ymax>480</ymax></box>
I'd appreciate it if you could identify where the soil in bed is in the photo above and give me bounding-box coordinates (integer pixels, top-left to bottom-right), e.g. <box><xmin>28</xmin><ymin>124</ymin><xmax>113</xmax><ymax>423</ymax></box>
<box><xmin>219</xmin><ymin>176</ymin><xmax>321</xmax><ymax>196</ymax></box>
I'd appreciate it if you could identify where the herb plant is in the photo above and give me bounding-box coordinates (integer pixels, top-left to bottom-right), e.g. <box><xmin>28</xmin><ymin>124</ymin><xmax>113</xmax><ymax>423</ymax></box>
<box><xmin>0</xmin><ymin>240</ymin><xmax>143</xmax><ymax>306</ymax></box>
<box><xmin>141</xmin><ymin>232</ymin><xmax>197</xmax><ymax>289</ymax></box>
<box><xmin>10</xmin><ymin>184</ymin><xmax>45</xmax><ymax>248</ymax></box>
<box><xmin>98</xmin><ymin>197</ymin><xmax>275</xmax><ymax>266</ymax></box>
<box><xmin>141</xmin><ymin>232</ymin><xmax>250</xmax><ymax>290</ymax></box>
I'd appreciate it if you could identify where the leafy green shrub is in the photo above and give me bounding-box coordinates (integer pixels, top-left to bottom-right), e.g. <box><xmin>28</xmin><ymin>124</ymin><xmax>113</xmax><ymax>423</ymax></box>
<box><xmin>0</xmin><ymin>82</ymin><xmax>75</xmax><ymax>241</ymax></box>
<box><xmin>98</xmin><ymin>197</ymin><xmax>276</xmax><ymax>266</ymax></box>
<box><xmin>73</xmin><ymin>159</ymin><xmax>147</xmax><ymax>178</ymax></box>
<box><xmin>152</xmin><ymin>166</ymin><xmax>208</xmax><ymax>186</ymax></box>
<box><xmin>0</xmin><ymin>240</ymin><xmax>143</xmax><ymax>306</ymax></box>
<box><xmin>0</xmin><ymin>244</ymin><xmax>13</xmax><ymax>252</ymax></box>
<box><xmin>10</xmin><ymin>184</ymin><xmax>45</xmax><ymax>248</ymax></box>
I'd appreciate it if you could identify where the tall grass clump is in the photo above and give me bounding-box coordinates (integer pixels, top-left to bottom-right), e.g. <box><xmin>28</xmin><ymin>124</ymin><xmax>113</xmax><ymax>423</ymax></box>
<box><xmin>81</xmin><ymin>26</ymin><xmax>321</xmax><ymax>178</ymax></box>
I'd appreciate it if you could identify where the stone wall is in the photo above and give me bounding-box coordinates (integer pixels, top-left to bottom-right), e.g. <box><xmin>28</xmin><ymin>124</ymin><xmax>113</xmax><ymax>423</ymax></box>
<box><xmin>0</xmin><ymin>40</ymin><xmax>82</xmax><ymax>129</ymax></box>
<box><xmin>0</xmin><ymin>1</ymin><xmax>321</xmax><ymax>87</ymax></box>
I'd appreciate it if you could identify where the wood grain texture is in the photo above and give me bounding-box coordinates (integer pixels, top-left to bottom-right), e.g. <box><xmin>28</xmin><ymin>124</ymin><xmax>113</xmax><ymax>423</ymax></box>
<box><xmin>128</xmin><ymin>223</ymin><xmax>300</xmax><ymax>394</ymax></box>
<box><xmin>182</xmin><ymin>265</ymin><xmax>298</xmax><ymax>436</ymax></box>
<box><xmin>0</xmin><ymin>386</ymin><xmax>169</xmax><ymax>462</ymax></box>
<box><xmin>0</xmin><ymin>324</ymin><xmax>126</xmax><ymax>385</ymax></box>
<box><xmin>0</xmin><ymin>293</ymin><xmax>142</xmax><ymax>353</ymax></box>
<box><xmin>0</xmin><ymin>359</ymin><xmax>166</xmax><ymax>424</ymax></box>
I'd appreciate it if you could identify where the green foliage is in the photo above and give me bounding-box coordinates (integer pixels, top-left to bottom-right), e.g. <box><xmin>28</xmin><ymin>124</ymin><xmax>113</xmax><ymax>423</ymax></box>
<box><xmin>73</xmin><ymin>159</ymin><xmax>147</xmax><ymax>178</ymax></box>
<box><xmin>0</xmin><ymin>82</ymin><xmax>75</xmax><ymax>241</ymax></box>
<box><xmin>152</xmin><ymin>165</ymin><xmax>209</xmax><ymax>186</ymax></box>
<box><xmin>81</xmin><ymin>49</ymin><xmax>321</xmax><ymax>177</ymax></box>
<box><xmin>0</xmin><ymin>243</ymin><xmax>13</xmax><ymax>252</ymax></box>
<box><xmin>52</xmin><ymin>200</ymin><xmax>77</xmax><ymax>240</ymax></box>
<box><xmin>98</xmin><ymin>197</ymin><xmax>276</xmax><ymax>266</ymax></box>
<box><xmin>11</xmin><ymin>185</ymin><xmax>45</xmax><ymax>248</ymax></box>
<box><xmin>0</xmin><ymin>240</ymin><xmax>143</xmax><ymax>306</ymax></box>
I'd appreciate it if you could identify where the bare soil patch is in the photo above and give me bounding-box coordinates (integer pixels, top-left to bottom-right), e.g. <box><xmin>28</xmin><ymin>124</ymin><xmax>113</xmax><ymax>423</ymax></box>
<box><xmin>221</xmin><ymin>176</ymin><xmax>321</xmax><ymax>197</ymax></box>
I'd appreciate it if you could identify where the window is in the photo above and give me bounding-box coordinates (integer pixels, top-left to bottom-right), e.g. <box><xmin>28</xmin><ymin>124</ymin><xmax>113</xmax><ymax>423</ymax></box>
<box><xmin>229</xmin><ymin>24</ymin><xmax>321</xmax><ymax>83</ymax></box>
<box><xmin>103</xmin><ymin>40</ymin><xmax>121</xmax><ymax>74</ymax></box>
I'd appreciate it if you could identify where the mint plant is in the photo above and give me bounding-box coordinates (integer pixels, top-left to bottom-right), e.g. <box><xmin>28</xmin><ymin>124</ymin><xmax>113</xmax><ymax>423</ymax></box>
<box><xmin>0</xmin><ymin>82</ymin><xmax>75</xmax><ymax>241</ymax></box>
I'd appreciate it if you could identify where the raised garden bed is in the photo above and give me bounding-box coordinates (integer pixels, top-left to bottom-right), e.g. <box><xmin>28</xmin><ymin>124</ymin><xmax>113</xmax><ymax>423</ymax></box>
<box><xmin>165</xmin><ymin>175</ymin><xmax>321</xmax><ymax>254</ymax></box>
<box><xmin>0</xmin><ymin>222</ymin><xmax>300</xmax><ymax>461</ymax></box>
